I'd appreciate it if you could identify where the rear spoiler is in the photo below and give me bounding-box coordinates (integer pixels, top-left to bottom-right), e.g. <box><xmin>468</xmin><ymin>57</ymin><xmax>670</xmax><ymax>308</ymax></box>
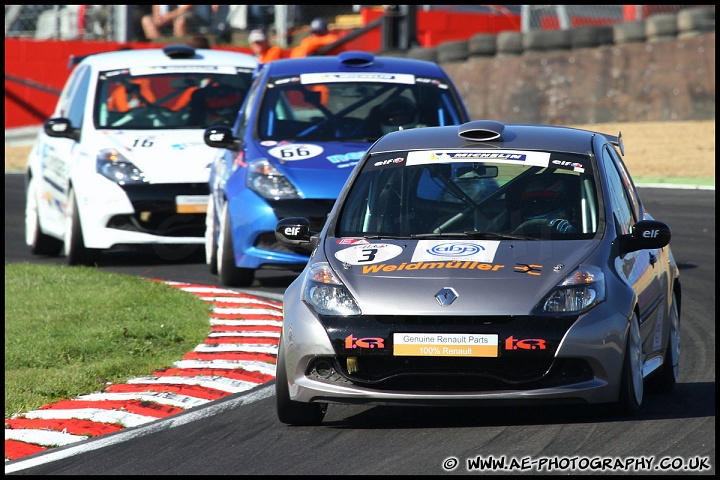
<box><xmin>602</xmin><ymin>131</ymin><xmax>624</xmax><ymax>156</ymax></box>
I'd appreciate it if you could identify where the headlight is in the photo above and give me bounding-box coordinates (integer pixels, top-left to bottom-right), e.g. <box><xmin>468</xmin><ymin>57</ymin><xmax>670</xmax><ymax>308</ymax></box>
<box><xmin>96</xmin><ymin>148</ymin><xmax>147</xmax><ymax>185</ymax></box>
<box><xmin>533</xmin><ymin>265</ymin><xmax>605</xmax><ymax>315</ymax></box>
<box><xmin>302</xmin><ymin>262</ymin><xmax>361</xmax><ymax>316</ymax></box>
<box><xmin>247</xmin><ymin>158</ymin><xmax>300</xmax><ymax>200</ymax></box>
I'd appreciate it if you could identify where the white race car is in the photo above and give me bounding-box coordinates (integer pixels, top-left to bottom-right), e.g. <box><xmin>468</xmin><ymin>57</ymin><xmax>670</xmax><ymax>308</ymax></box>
<box><xmin>24</xmin><ymin>44</ymin><xmax>258</xmax><ymax>265</ymax></box>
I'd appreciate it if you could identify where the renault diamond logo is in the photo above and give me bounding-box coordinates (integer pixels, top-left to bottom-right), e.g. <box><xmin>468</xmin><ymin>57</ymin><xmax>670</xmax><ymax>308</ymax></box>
<box><xmin>435</xmin><ymin>287</ymin><xmax>458</xmax><ymax>306</ymax></box>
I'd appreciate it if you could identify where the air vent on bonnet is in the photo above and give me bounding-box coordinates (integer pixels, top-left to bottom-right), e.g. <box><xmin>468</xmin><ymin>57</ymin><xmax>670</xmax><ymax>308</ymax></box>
<box><xmin>458</xmin><ymin>120</ymin><xmax>506</xmax><ymax>141</ymax></box>
<box><xmin>163</xmin><ymin>44</ymin><xmax>196</xmax><ymax>59</ymax></box>
<box><xmin>338</xmin><ymin>51</ymin><xmax>375</xmax><ymax>67</ymax></box>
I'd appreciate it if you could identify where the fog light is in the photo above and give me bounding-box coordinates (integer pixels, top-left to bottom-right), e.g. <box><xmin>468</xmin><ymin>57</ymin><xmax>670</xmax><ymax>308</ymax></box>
<box><xmin>315</xmin><ymin>360</ymin><xmax>334</xmax><ymax>378</ymax></box>
<box><xmin>347</xmin><ymin>357</ymin><xmax>358</xmax><ymax>374</ymax></box>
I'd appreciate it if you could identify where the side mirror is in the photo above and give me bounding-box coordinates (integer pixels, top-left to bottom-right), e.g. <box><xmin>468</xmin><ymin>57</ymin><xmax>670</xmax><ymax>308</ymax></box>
<box><xmin>619</xmin><ymin>219</ymin><xmax>671</xmax><ymax>254</ymax></box>
<box><xmin>203</xmin><ymin>125</ymin><xmax>240</xmax><ymax>150</ymax></box>
<box><xmin>44</xmin><ymin>118</ymin><xmax>80</xmax><ymax>142</ymax></box>
<box><xmin>275</xmin><ymin>217</ymin><xmax>319</xmax><ymax>252</ymax></box>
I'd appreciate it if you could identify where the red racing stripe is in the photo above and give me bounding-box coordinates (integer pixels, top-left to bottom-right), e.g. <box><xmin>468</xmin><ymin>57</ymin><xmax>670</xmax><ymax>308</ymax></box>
<box><xmin>105</xmin><ymin>383</ymin><xmax>229</xmax><ymax>400</ymax></box>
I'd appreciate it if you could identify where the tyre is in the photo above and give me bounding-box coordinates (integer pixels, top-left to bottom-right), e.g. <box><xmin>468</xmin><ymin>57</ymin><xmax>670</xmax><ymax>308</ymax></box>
<box><xmin>275</xmin><ymin>337</ymin><xmax>327</xmax><ymax>426</ymax></box>
<box><xmin>613</xmin><ymin>21</ymin><xmax>646</xmax><ymax>44</ymax></box>
<box><xmin>205</xmin><ymin>196</ymin><xmax>218</xmax><ymax>275</ymax></box>
<box><xmin>64</xmin><ymin>187</ymin><xmax>101</xmax><ymax>266</ymax></box>
<box><xmin>469</xmin><ymin>33</ymin><xmax>497</xmax><ymax>58</ymax></box>
<box><xmin>437</xmin><ymin>40</ymin><xmax>469</xmax><ymax>63</ymax></box>
<box><xmin>25</xmin><ymin>175</ymin><xmax>62</xmax><ymax>256</ymax></box>
<box><xmin>648</xmin><ymin>291</ymin><xmax>680</xmax><ymax>393</ymax></box>
<box><xmin>523</xmin><ymin>30</ymin><xmax>571</xmax><ymax>54</ymax></box>
<box><xmin>496</xmin><ymin>31</ymin><xmax>523</xmax><ymax>56</ymax></box>
<box><xmin>614</xmin><ymin>312</ymin><xmax>643</xmax><ymax>416</ymax></box>
<box><xmin>645</xmin><ymin>13</ymin><xmax>678</xmax><ymax>42</ymax></box>
<box><xmin>571</xmin><ymin>25</ymin><xmax>614</xmax><ymax>50</ymax></box>
<box><xmin>406</xmin><ymin>46</ymin><xmax>437</xmax><ymax>62</ymax></box>
<box><xmin>677</xmin><ymin>7</ymin><xmax>716</xmax><ymax>38</ymax></box>
<box><xmin>217</xmin><ymin>201</ymin><xmax>254</xmax><ymax>287</ymax></box>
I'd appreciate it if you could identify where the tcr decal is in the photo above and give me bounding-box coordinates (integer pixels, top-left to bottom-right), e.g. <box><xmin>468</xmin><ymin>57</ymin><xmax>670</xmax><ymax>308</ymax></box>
<box><xmin>505</xmin><ymin>336</ymin><xmax>547</xmax><ymax>350</ymax></box>
<box><xmin>345</xmin><ymin>334</ymin><xmax>385</xmax><ymax>349</ymax></box>
<box><xmin>336</xmin><ymin>238</ymin><xmax>370</xmax><ymax>245</ymax></box>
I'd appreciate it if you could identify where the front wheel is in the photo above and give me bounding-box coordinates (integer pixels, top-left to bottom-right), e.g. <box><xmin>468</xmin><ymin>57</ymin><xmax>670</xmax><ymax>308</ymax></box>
<box><xmin>275</xmin><ymin>337</ymin><xmax>327</xmax><ymax>426</ymax></box>
<box><xmin>217</xmin><ymin>201</ymin><xmax>254</xmax><ymax>287</ymax></box>
<box><xmin>205</xmin><ymin>196</ymin><xmax>218</xmax><ymax>275</ymax></box>
<box><xmin>64</xmin><ymin>187</ymin><xmax>101</xmax><ymax>266</ymax></box>
<box><xmin>613</xmin><ymin>312</ymin><xmax>644</xmax><ymax>416</ymax></box>
<box><xmin>648</xmin><ymin>291</ymin><xmax>680</xmax><ymax>393</ymax></box>
<box><xmin>25</xmin><ymin>175</ymin><xmax>62</xmax><ymax>256</ymax></box>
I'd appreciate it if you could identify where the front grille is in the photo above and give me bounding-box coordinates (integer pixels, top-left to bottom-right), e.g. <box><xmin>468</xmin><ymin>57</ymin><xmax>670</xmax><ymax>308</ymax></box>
<box><xmin>107</xmin><ymin>213</ymin><xmax>205</xmax><ymax>237</ymax></box>
<box><xmin>108</xmin><ymin>183</ymin><xmax>208</xmax><ymax>237</ymax></box>
<box><xmin>307</xmin><ymin>356</ymin><xmax>593</xmax><ymax>392</ymax></box>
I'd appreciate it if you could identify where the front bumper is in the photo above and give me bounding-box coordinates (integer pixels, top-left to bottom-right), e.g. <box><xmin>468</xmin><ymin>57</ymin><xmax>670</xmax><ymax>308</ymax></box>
<box><xmin>280</xmin><ymin>295</ymin><xmax>629</xmax><ymax>407</ymax></box>
<box><xmin>228</xmin><ymin>196</ymin><xmax>335</xmax><ymax>269</ymax></box>
<box><xmin>79</xmin><ymin>181</ymin><xmax>209</xmax><ymax>249</ymax></box>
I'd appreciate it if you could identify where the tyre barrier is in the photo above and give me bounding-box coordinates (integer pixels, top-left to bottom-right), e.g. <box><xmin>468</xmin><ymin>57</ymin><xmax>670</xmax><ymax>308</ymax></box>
<box><xmin>523</xmin><ymin>29</ymin><xmax>572</xmax><ymax>55</ymax></box>
<box><xmin>378</xmin><ymin>7</ymin><xmax>714</xmax><ymax>63</ymax></box>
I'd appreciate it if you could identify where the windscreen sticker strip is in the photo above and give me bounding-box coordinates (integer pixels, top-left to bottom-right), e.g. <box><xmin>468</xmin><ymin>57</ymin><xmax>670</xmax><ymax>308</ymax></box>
<box><xmin>300</xmin><ymin>73</ymin><xmax>416</xmax><ymax>85</ymax></box>
<box><xmin>129</xmin><ymin>65</ymin><xmax>240</xmax><ymax>75</ymax></box>
<box><xmin>406</xmin><ymin>150</ymin><xmax>551</xmax><ymax>167</ymax></box>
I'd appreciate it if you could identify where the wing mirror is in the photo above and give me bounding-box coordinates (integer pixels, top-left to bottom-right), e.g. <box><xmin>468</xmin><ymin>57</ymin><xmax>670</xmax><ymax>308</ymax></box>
<box><xmin>619</xmin><ymin>219</ymin><xmax>671</xmax><ymax>254</ymax></box>
<box><xmin>275</xmin><ymin>217</ymin><xmax>319</xmax><ymax>252</ymax></box>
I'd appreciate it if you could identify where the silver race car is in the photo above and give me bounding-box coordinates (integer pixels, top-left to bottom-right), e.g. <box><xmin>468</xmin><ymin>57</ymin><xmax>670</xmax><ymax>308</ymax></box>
<box><xmin>274</xmin><ymin>120</ymin><xmax>681</xmax><ymax>425</ymax></box>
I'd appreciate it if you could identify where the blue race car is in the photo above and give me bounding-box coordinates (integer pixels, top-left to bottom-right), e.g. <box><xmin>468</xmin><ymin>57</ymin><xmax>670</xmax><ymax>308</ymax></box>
<box><xmin>203</xmin><ymin>51</ymin><xmax>474</xmax><ymax>287</ymax></box>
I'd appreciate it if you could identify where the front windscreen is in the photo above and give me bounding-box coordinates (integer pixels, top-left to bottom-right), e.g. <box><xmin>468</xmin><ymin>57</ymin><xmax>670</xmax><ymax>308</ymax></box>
<box><xmin>257</xmin><ymin>73</ymin><xmax>466</xmax><ymax>142</ymax></box>
<box><xmin>95</xmin><ymin>65</ymin><xmax>254</xmax><ymax>129</ymax></box>
<box><xmin>336</xmin><ymin>150</ymin><xmax>599</xmax><ymax>240</ymax></box>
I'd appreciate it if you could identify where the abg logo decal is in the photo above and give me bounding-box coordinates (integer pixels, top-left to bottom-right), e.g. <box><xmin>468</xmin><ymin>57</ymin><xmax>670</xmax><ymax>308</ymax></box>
<box><xmin>505</xmin><ymin>336</ymin><xmax>547</xmax><ymax>350</ymax></box>
<box><xmin>345</xmin><ymin>334</ymin><xmax>385</xmax><ymax>349</ymax></box>
<box><xmin>427</xmin><ymin>242</ymin><xmax>484</xmax><ymax>257</ymax></box>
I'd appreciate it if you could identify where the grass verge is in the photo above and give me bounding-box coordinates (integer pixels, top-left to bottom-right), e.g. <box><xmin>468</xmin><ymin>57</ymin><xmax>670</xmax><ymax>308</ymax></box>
<box><xmin>4</xmin><ymin>263</ymin><xmax>212</xmax><ymax>419</ymax></box>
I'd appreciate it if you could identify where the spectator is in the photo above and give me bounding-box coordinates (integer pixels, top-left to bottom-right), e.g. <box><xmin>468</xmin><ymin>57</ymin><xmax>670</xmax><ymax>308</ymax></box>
<box><xmin>289</xmin><ymin>18</ymin><xmax>340</xmax><ymax>58</ymax></box>
<box><xmin>186</xmin><ymin>33</ymin><xmax>211</xmax><ymax>48</ymax></box>
<box><xmin>129</xmin><ymin>5</ymin><xmax>153</xmax><ymax>41</ymax></box>
<box><xmin>248</xmin><ymin>28</ymin><xmax>283</xmax><ymax>64</ymax></box>
<box><xmin>141</xmin><ymin>5</ymin><xmax>216</xmax><ymax>40</ymax></box>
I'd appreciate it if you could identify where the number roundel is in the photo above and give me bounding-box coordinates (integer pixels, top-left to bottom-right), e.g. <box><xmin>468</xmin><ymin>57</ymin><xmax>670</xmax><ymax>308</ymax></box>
<box><xmin>268</xmin><ymin>143</ymin><xmax>323</xmax><ymax>161</ymax></box>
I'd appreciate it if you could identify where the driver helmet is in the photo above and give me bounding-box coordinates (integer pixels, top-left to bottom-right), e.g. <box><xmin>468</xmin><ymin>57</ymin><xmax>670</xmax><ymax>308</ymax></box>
<box><xmin>203</xmin><ymin>84</ymin><xmax>243</xmax><ymax>121</ymax></box>
<box><xmin>379</xmin><ymin>97</ymin><xmax>418</xmax><ymax>135</ymax></box>
<box><xmin>519</xmin><ymin>175</ymin><xmax>566</xmax><ymax>221</ymax></box>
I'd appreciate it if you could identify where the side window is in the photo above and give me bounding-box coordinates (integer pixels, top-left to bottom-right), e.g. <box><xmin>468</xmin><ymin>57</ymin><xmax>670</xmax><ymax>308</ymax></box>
<box><xmin>234</xmin><ymin>74</ymin><xmax>262</xmax><ymax>135</ymax></box>
<box><xmin>605</xmin><ymin>145</ymin><xmax>640</xmax><ymax>220</ymax></box>
<box><xmin>66</xmin><ymin>66</ymin><xmax>92</xmax><ymax>128</ymax></box>
<box><xmin>601</xmin><ymin>147</ymin><xmax>634</xmax><ymax>235</ymax></box>
<box><xmin>55</xmin><ymin>65</ymin><xmax>86</xmax><ymax>117</ymax></box>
